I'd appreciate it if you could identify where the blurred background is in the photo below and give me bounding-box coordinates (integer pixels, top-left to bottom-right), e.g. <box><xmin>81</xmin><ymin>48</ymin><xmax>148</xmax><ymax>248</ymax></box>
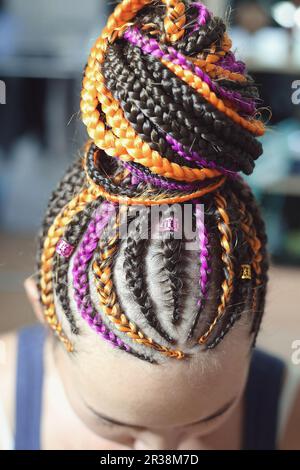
<box><xmin>0</xmin><ymin>0</ymin><xmax>299</xmax><ymax>365</ymax></box>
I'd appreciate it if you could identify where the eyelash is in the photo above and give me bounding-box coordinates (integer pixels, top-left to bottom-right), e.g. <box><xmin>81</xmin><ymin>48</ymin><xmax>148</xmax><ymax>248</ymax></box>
<box><xmin>99</xmin><ymin>418</ymin><xmax>118</xmax><ymax>428</ymax></box>
<box><xmin>97</xmin><ymin>405</ymin><xmax>232</xmax><ymax>431</ymax></box>
<box><xmin>99</xmin><ymin>417</ymin><xmax>135</xmax><ymax>431</ymax></box>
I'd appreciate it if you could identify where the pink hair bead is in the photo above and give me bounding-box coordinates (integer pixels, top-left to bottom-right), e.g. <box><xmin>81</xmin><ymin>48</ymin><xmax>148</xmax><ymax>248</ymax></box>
<box><xmin>159</xmin><ymin>217</ymin><xmax>180</xmax><ymax>233</ymax></box>
<box><xmin>56</xmin><ymin>239</ymin><xmax>75</xmax><ymax>258</ymax></box>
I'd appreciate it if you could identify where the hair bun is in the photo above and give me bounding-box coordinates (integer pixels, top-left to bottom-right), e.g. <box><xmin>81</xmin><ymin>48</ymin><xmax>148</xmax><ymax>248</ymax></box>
<box><xmin>81</xmin><ymin>0</ymin><xmax>266</xmax><ymax>205</ymax></box>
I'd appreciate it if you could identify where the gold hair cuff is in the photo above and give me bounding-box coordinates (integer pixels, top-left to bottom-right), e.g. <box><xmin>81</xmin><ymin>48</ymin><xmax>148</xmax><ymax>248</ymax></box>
<box><xmin>241</xmin><ymin>264</ymin><xmax>252</xmax><ymax>280</ymax></box>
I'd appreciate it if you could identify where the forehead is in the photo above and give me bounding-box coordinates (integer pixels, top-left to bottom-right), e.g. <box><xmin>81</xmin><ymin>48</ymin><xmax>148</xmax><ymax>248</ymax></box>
<box><xmin>64</xmin><ymin>318</ymin><xmax>252</xmax><ymax>428</ymax></box>
<box><xmin>55</xmin><ymin>230</ymin><xmax>253</xmax><ymax>428</ymax></box>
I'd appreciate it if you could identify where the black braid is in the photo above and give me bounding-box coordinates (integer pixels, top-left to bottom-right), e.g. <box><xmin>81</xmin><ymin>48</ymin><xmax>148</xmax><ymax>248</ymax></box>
<box><xmin>104</xmin><ymin>43</ymin><xmax>233</xmax><ymax>168</ymax></box>
<box><xmin>103</xmin><ymin>41</ymin><xmax>261</xmax><ymax>174</ymax></box>
<box><xmin>158</xmin><ymin>206</ymin><xmax>186</xmax><ymax>325</ymax></box>
<box><xmin>133</xmin><ymin>5</ymin><xmax>227</xmax><ymax>54</ymax></box>
<box><xmin>103</xmin><ymin>46</ymin><xmax>193</xmax><ymax>168</ymax></box>
<box><xmin>123</xmin><ymin>207</ymin><xmax>176</xmax><ymax>342</ymax></box>
<box><xmin>187</xmin><ymin>198</ymin><xmax>216</xmax><ymax>341</ymax></box>
<box><xmin>205</xmin><ymin>185</ymin><xmax>254</xmax><ymax>349</ymax></box>
<box><xmin>233</xmin><ymin>178</ymin><xmax>269</xmax><ymax>345</ymax></box>
<box><xmin>176</xmin><ymin>16</ymin><xmax>226</xmax><ymax>55</ymax></box>
<box><xmin>137</xmin><ymin>48</ymin><xmax>262</xmax><ymax>162</ymax></box>
<box><xmin>132</xmin><ymin>2</ymin><xmax>259</xmax><ymax>102</ymax></box>
<box><xmin>217</xmin><ymin>78</ymin><xmax>261</xmax><ymax>101</ymax></box>
<box><xmin>190</xmin><ymin>186</ymin><xmax>236</xmax><ymax>343</ymax></box>
<box><xmin>206</xmin><ymin>312</ymin><xmax>242</xmax><ymax>349</ymax></box>
<box><xmin>160</xmin><ymin>236</ymin><xmax>184</xmax><ymax>325</ymax></box>
<box><xmin>86</xmin><ymin>142</ymin><xmax>219</xmax><ymax>197</ymax></box>
<box><xmin>86</xmin><ymin>143</ymin><xmax>148</xmax><ymax>197</ymax></box>
<box><xmin>94</xmin><ymin>205</ymin><xmax>161</xmax><ymax>363</ymax></box>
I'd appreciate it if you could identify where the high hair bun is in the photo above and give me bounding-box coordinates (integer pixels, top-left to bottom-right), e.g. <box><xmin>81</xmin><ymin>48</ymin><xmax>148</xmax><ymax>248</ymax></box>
<box><xmin>38</xmin><ymin>2</ymin><xmax>268</xmax><ymax>357</ymax></box>
<box><xmin>81</xmin><ymin>0</ymin><xmax>266</xmax><ymax>206</ymax></box>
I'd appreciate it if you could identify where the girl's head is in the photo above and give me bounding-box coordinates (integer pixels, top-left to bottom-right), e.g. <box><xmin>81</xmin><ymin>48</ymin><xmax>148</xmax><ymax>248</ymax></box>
<box><xmin>31</xmin><ymin>0</ymin><xmax>267</xmax><ymax>449</ymax></box>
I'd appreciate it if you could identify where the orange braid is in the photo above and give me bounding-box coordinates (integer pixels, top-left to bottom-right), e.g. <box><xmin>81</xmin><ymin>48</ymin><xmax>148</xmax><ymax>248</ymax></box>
<box><xmin>232</xmin><ymin>195</ymin><xmax>263</xmax><ymax>315</ymax></box>
<box><xmin>81</xmin><ymin>0</ymin><xmax>223</xmax><ymax>182</ymax></box>
<box><xmin>159</xmin><ymin>58</ymin><xmax>265</xmax><ymax>136</ymax></box>
<box><xmin>232</xmin><ymin>194</ymin><xmax>262</xmax><ymax>281</ymax></box>
<box><xmin>199</xmin><ymin>193</ymin><xmax>234</xmax><ymax>344</ymax></box>
<box><xmin>204</xmin><ymin>33</ymin><xmax>232</xmax><ymax>64</ymax></box>
<box><xmin>40</xmin><ymin>186</ymin><xmax>101</xmax><ymax>351</ymax></box>
<box><xmin>93</xmin><ymin>207</ymin><xmax>185</xmax><ymax>359</ymax></box>
<box><xmin>81</xmin><ymin>71</ymin><xmax>221</xmax><ymax>182</ymax></box>
<box><xmin>189</xmin><ymin>58</ymin><xmax>247</xmax><ymax>83</ymax></box>
<box><xmin>162</xmin><ymin>0</ymin><xmax>186</xmax><ymax>43</ymax></box>
<box><xmin>85</xmin><ymin>160</ymin><xmax>227</xmax><ymax>205</ymax></box>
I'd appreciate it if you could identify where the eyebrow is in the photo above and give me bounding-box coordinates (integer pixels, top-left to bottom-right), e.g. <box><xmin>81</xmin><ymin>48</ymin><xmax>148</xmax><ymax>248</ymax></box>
<box><xmin>85</xmin><ymin>397</ymin><xmax>237</xmax><ymax>429</ymax></box>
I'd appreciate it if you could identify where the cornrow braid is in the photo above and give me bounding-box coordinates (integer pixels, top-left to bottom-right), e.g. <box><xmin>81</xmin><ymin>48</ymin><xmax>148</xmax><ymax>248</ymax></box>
<box><xmin>71</xmin><ymin>202</ymin><xmax>157</xmax><ymax>363</ymax></box>
<box><xmin>206</xmin><ymin>189</ymin><xmax>254</xmax><ymax>349</ymax></box>
<box><xmin>40</xmin><ymin>186</ymin><xmax>101</xmax><ymax>351</ymax></box>
<box><xmin>93</xmin><ymin>205</ymin><xmax>186</xmax><ymax>359</ymax></box>
<box><xmin>53</xmin><ymin>198</ymin><xmax>100</xmax><ymax>334</ymax></box>
<box><xmin>36</xmin><ymin>158</ymin><xmax>86</xmax><ymax>291</ymax></box>
<box><xmin>206</xmin><ymin>178</ymin><xmax>268</xmax><ymax>349</ymax></box>
<box><xmin>198</xmin><ymin>192</ymin><xmax>234</xmax><ymax>344</ymax></box>
<box><xmin>231</xmin><ymin>178</ymin><xmax>269</xmax><ymax>345</ymax></box>
<box><xmin>157</xmin><ymin>204</ymin><xmax>186</xmax><ymax>325</ymax></box>
<box><xmin>206</xmin><ymin>311</ymin><xmax>242</xmax><ymax>350</ymax></box>
<box><xmin>195</xmin><ymin>202</ymin><xmax>211</xmax><ymax>311</ymax></box>
<box><xmin>160</xmin><ymin>235</ymin><xmax>184</xmax><ymax>325</ymax></box>
<box><xmin>123</xmin><ymin>207</ymin><xmax>176</xmax><ymax>341</ymax></box>
<box><xmin>187</xmin><ymin>197</ymin><xmax>216</xmax><ymax>341</ymax></box>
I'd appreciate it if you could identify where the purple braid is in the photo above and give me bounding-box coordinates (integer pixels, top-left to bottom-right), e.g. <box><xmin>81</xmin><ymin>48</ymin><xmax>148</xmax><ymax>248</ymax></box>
<box><xmin>191</xmin><ymin>2</ymin><xmax>211</xmax><ymax>31</ymax></box>
<box><xmin>123</xmin><ymin>27</ymin><xmax>256</xmax><ymax>116</ymax></box>
<box><xmin>165</xmin><ymin>134</ymin><xmax>237</xmax><ymax>178</ymax></box>
<box><xmin>216</xmin><ymin>52</ymin><xmax>246</xmax><ymax>75</ymax></box>
<box><xmin>196</xmin><ymin>203</ymin><xmax>211</xmax><ymax>309</ymax></box>
<box><xmin>72</xmin><ymin>202</ymin><xmax>130</xmax><ymax>351</ymax></box>
<box><xmin>123</xmin><ymin>162</ymin><xmax>218</xmax><ymax>191</ymax></box>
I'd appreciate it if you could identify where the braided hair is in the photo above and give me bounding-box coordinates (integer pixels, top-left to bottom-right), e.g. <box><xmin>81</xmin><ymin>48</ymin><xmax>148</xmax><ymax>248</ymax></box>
<box><xmin>37</xmin><ymin>1</ymin><xmax>268</xmax><ymax>364</ymax></box>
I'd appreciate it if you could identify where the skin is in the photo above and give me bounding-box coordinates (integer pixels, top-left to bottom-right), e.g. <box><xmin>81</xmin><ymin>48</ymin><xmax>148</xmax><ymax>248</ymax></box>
<box><xmin>0</xmin><ymin>277</ymin><xmax>299</xmax><ymax>450</ymax></box>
